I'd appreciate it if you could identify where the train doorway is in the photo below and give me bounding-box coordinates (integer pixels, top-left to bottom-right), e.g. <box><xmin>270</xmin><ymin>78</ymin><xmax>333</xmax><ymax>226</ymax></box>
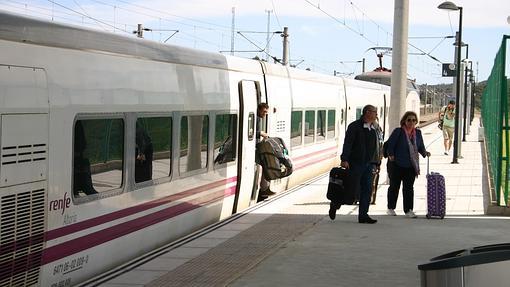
<box><xmin>233</xmin><ymin>80</ymin><xmax>260</xmax><ymax>212</ymax></box>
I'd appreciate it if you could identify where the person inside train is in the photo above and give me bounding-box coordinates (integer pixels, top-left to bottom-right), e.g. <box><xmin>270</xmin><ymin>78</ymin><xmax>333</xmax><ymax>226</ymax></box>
<box><xmin>135</xmin><ymin>122</ymin><xmax>154</xmax><ymax>183</ymax></box>
<box><xmin>331</xmin><ymin>105</ymin><xmax>382</xmax><ymax>223</ymax></box>
<box><xmin>256</xmin><ymin>102</ymin><xmax>275</xmax><ymax>201</ymax></box>
<box><xmin>385</xmin><ymin>111</ymin><xmax>430</xmax><ymax>218</ymax></box>
<box><xmin>438</xmin><ymin>100</ymin><xmax>455</xmax><ymax>155</ymax></box>
<box><xmin>73</xmin><ymin>121</ymin><xmax>98</xmax><ymax>196</ymax></box>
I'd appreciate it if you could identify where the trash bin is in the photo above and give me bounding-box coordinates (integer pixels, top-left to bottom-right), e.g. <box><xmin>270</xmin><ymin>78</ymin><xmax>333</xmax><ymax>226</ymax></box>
<box><xmin>418</xmin><ymin>243</ymin><xmax>510</xmax><ymax>287</ymax></box>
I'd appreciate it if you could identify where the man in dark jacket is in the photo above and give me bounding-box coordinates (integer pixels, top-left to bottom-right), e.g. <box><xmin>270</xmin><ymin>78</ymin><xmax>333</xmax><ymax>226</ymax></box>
<box><xmin>329</xmin><ymin>105</ymin><xmax>381</xmax><ymax>223</ymax></box>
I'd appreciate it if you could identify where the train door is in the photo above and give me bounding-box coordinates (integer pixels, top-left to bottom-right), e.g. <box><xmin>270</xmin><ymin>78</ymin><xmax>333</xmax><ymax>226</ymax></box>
<box><xmin>382</xmin><ymin>93</ymin><xmax>388</xmax><ymax>138</ymax></box>
<box><xmin>233</xmin><ymin>80</ymin><xmax>259</xmax><ymax>212</ymax></box>
<box><xmin>338</xmin><ymin>86</ymin><xmax>347</xmax><ymax>141</ymax></box>
<box><xmin>0</xmin><ymin>65</ymin><xmax>49</xmax><ymax>286</ymax></box>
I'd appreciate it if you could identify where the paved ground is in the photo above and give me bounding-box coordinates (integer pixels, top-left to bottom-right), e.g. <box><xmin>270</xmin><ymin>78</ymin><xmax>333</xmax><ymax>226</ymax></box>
<box><xmin>98</xmin><ymin>118</ymin><xmax>510</xmax><ymax>287</ymax></box>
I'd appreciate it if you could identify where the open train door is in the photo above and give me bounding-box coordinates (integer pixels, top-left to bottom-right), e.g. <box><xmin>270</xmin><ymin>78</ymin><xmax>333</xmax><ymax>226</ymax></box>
<box><xmin>232</xmin><ymin>80</ymin><xmax>260</xmax><ymax>212</ymax></box>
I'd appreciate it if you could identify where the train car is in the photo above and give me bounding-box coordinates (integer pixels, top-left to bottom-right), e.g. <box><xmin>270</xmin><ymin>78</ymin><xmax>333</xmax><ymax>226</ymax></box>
<box><xmin>0</xmin><ymin>11</ymin><xmax>390</xmax><ymax>287</ymax></box>
<box><xmin>354</xmin><ymin>69</ymin><xmax>421</xmax><ymax>121</ymax></box>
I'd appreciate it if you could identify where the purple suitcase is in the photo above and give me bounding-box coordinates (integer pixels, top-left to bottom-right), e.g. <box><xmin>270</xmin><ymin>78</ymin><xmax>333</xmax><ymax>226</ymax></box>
<box><xmin>426</xmin><ymin>158</ymin><xmax>446</xmax><ymax>219</ymax></box>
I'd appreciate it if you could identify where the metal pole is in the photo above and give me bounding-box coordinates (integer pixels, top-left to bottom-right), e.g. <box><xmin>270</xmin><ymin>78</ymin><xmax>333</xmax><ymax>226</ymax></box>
<box><xmin>389</xmin><ymin>0</ymin><xmax>409</xmax><ymax>132</ymax></box>
<box><xmin>265</xmin><ymin>10</ymin><xmax>272</xmax><ymax>62</ymax></box>
<box><xmin>470</xmin><ymin>62</ymin><xmax>475</xmax><ymax>123</ymax></box>
<box><xmin>424</xmin><ymin>84</ymin><xmax>428</xmax><ymax>115</ymax></box>
<box><xmin>463</xmin><ymin>60</ymin><xmax>469</xmax><ymax>141</ymax></box>
<box><xmin>136</xmin><ymin>24</ymin><xmax>143</xmax><ymax>38</ymax></box>
<box><xmin>362</xmin><ymin>58</ymin><xmax>366</xmax><ymax>73</ymax></box>
<box><xmin>282</xmin><ymin>27</ymin><xmax>289</xmax><ymax>66</ymax></box>
<box><xmin>230</xmin><ymin>7</ymin><xmax>235</xmax><ymax>56</ymax></box>
<box><xmin>452</xmin><ymin>6</ymin><xmax>462</xmax><ymax>164</ymax></box>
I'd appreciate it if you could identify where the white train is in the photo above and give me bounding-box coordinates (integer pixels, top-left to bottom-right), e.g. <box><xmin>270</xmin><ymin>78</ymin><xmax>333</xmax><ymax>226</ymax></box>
<box><xmin>0</xmin><ymin>12</ymin><xmax>419</xmax><ymax>287</ymax></box>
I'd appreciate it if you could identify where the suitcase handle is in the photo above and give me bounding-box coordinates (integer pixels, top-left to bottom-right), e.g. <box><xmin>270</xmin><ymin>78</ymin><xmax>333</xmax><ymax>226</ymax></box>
<box><xmin>427</xmin><ymin>156</ymin><xmax>430</xmax><ymax>175</ymax></box>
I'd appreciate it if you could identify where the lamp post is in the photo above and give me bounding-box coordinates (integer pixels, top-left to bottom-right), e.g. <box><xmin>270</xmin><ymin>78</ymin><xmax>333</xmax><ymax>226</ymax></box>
<box><xmin>438</xmin><ymin>1</ymin><xmax>462</xmax><ymax>164</ymax></box>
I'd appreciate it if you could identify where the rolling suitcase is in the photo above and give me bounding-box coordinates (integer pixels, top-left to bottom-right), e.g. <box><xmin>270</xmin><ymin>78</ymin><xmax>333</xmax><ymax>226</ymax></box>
<box><xmin>425</xmin><ymin>157</ymin><xmax>446</xmax><ymax>219</ymax></box>
<box><xmin>326</xmin><ymin>167</ymin><xmax>355</xmax><ymax>205</ymax></box>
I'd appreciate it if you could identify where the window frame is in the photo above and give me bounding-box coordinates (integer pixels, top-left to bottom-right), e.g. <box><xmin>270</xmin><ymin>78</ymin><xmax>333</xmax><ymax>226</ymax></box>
<box><xmin>213</xmin><ymin>111</ymin><xmax>239</xmax><ymax>169</ymax></box>
<box><xmin>304</xmin><ymin>110</ymin><xmax>316</xmax><ymax>145</ymax></box>
<box><xmin>178</xmin><ymin>112</ymin><xmax>210</xmax><ymax>177</ymax></box>
<box><xmin>133</xmin><ymin>113</ymin><xmax>173</xmax><ymax>189</ymax></box>
<box><xmin>72</xmin><ymin>113</ymin><xmax>126</xmax><ymax>204</ymax></box>
<box><xmin>316</xmin><ymin>109</ymin><xmax>327</xmax><ymax>143</ymax></box>
<box><xmin>290</xmin><ymin>109</ymin><xmax>304</xmax><ymax>149</ymax></box>
<box><xmin>326</xmin><ymin>109</ymin><xmax>336</xmax><ymax>140</ymax></box>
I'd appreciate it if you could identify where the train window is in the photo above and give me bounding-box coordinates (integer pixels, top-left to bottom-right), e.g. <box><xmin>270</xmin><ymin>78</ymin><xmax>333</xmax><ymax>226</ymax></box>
<box><xmin>327</xmin><ymin>110</ymin><xmax>336</xmax><ymax>139</ymax></box>
<box><xmin>290</xmin><ymin>111</ymin><xmax>303</xmax><ymax>148</ymax></box>
<box><xmin>317</xmin><ymin>110</ymin><xmax>326</xmax><ymax>142</ymax></box>
<box><xmin>214</xmin><ymin>114</ymin><xmax>237</xmax><ymax>165</ymax></box>
<box><xmin>73</xmin><ymin>119</ymin><xmax>124</xmax><ymax>197</ymax></box>
<box><xmin>304</xmin><ymin>110</ymin><xmax>315</xmax><ymax>145</ymax></box>
<box><xmin>356</xmin><ymin>107</ymin><xmax>362</xmax><ymax>119</ymax></box>
<box><xmin>179</xmin><ymin>115</ymin><xmax>209</xmax><ymax>174</ymax></box>
<box><xmin>135</xmin><ymin>117</ymin><xmax>172</xmax><ymax>184</ymax></box>
<box><xmin>248</xmin><ymin>113</ymin><xmax>255</xmax><ymax>141</ymax></box>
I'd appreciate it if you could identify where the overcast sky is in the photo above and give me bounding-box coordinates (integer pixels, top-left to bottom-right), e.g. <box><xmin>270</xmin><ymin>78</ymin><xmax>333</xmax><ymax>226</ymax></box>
<box><xmin>1</xmin><ymin>0</ymin><xmax>509</xmax><ymax>84</ymax></box>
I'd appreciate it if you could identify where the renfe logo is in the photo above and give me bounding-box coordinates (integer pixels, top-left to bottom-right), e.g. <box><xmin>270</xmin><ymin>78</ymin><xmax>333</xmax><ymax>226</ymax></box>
<box><xmin>49</xmin><ymin>192</ymin><xmax>71</xmax><ymax>215</ymax></box>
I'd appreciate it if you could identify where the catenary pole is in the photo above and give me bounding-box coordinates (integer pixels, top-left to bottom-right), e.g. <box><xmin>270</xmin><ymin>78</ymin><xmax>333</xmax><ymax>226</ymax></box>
<box><xmin>389</xmin><ymin>0</ymin><xmax>409</xmax><ymax>133</ymax></box>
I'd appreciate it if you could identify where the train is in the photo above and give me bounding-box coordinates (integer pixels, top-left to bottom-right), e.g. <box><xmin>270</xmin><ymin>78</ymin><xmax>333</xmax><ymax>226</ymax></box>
<box><xmin>0</xmin><ymin>11</ymin><xmax>419</xmax><ymax>287</ymax></box>
<box><xmin>354</xmin><ymin>69</ymin><xmax>421</xmax><ymax>114</ymax></box>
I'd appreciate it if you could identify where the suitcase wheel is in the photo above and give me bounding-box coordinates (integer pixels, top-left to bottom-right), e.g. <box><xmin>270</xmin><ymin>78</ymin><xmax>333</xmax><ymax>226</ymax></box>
<box><xmin>440</xmin><ymin>215</ymin><xmax>445</xmax><ymax>219</ymax></box>
<box><xmin>426</xmin><ymin>214</ymin><xmax>431</xmax><ymax>219</ymax></box>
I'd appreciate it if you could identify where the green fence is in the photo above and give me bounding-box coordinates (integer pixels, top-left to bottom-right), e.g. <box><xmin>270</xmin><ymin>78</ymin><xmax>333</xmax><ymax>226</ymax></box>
<box><xmin>482</xmin><ymin>35</ymin><xmax>510</xmax><ymax>206</ymax></box>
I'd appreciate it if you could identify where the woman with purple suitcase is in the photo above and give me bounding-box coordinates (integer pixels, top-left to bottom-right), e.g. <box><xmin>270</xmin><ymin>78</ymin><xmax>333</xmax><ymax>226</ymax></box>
<box><xmin>385</xmin><ymin>111</ymin><xmax>430</xmax><ymax>218</ymax></box>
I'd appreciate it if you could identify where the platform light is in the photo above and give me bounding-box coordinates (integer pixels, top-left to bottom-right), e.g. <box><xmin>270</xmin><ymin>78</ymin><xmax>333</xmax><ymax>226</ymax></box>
<box><xmin>438</xmin><ymin>1</ymin><xmax>463</xmax><ymax>164</ymax></box>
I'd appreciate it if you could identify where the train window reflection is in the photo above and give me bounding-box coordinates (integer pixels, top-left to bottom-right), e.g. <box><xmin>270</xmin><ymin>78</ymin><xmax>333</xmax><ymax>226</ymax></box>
<box><xmin>317</xmin><ymin>110</ymin><xmax>326</xmax><ymax>142</ymax></box>
<box><xmin>356</xmin><ymin>107</ymin><xmax>362</xmax><ymax>119</ymax></box>
<box><xmin>214</xmin><ymin>114</ymin><xmax>237</xmax><ymax>165</ymax></box>
<box><xmin>304</xmin><ymin>110</ymin><xmax>315</xmax><ymax>145</ymax></box>
<box><xmin>248</xmin><ymin>113</ymin><xmax>255</xmax><ymax>141</ymax></box>
<box><xmin>327</xmin><ymin>110</ymin><xmax>335</xmax><ymax>139</ymax></box>
<box><xmin>73</xmin><ymin>118</ymin><xmax>124</xmax><ymax>197</ymax></box>
<box><xmin>180</xmin><ymin>115</ymin><xmax>209</xmax><ymax>174</ymax></box>
<box><xmin>290</xmin><ymin>111</ymin><xmax>303</xmax><ymax>148</ymax></box>
<box><xmin>135</xmin><ymin>117</ymin><xmax>172</xmax><ymax>184</ymax></box>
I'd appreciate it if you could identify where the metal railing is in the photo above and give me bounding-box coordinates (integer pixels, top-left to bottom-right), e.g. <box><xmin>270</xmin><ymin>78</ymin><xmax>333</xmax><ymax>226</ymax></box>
<box><xmin>482</xmin><ymin>35</ymin><xmax>510</xmax><ymax>206</ymax></box>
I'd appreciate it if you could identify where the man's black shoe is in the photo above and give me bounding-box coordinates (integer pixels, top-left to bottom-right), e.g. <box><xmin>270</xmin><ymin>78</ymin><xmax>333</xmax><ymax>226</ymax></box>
<box><xmin>328</xmin><ymin>202</ymin><xmax>336</xmax><ymax>220</ymax></box>
<box><xmin>259</xmin><ymin>189</ymin><xmax>276</xmax><ymax>196</ymax></box>
<box><xmin>257</xmin><ymin>194</ymin><xmax>268</xmax><ymax>202</ymax></box>
<box><xmin>358</xmin><ymin>217</ymin><xmax>377</xmax><ymax>224</ymax></box>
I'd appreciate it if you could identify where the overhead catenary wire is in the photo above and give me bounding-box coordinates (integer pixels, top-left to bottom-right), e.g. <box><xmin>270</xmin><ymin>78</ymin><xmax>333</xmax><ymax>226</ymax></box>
<box><xmin>46</xmin><ymin>0</ymin><xmax>129</xmax><ymax>33</ymax></box>
<box><xmin>303</xmin><ymin>0</ymin><xmax>445</xmax><ymax>78</ymax></box>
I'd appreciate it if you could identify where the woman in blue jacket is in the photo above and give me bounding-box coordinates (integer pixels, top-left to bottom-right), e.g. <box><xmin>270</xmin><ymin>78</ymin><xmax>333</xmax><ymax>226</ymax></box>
<box><xmin>385</xmin><ymin>111</ymin><xmax>430</xmax><ymax>218</ymax></box>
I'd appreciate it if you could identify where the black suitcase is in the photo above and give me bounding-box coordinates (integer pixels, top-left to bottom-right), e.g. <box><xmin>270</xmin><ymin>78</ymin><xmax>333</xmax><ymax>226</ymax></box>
<box><xmin>326</xmin><ymin>167</ymin><xmax>355</xmax><ymax>205</ymax></box>
<box><xmin>256</xmin><ymin>137</ymin><xmax>293</xmax><ymax>180</ymax></box>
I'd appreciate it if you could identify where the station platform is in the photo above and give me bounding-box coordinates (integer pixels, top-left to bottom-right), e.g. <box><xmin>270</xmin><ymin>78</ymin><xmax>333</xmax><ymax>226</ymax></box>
<box><xmin>96</xmin><ymin>117</ymin><xmax>510</xmax><ymax>287</ymax></box>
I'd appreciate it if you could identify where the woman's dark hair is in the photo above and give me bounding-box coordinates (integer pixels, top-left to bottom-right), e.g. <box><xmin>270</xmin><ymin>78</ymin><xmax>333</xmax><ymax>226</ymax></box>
<box><xmin>400</xmin><ymin>111</ymin><xmax>419</xmax><ymax>126</ymax></box>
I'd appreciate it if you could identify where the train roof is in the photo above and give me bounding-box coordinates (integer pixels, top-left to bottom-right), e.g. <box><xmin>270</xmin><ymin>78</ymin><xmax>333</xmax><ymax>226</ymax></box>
<box><xmin>343</xmin><ymin>77</ymin><xmax>391</xmax><ymax>91</ymax></box>
<box><xmin>354</xmin><ymin>70</ymin><xmax>418</xmax><ymax>91</ymax></box>
<box><xmin>0</xmin><ymin>10</ymin><xmax>228</xmax><ymax>69</ymax></box>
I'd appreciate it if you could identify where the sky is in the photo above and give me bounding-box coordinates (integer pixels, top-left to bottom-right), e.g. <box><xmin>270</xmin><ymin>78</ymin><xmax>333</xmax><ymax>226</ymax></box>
<box><xmin>0</xmin><ymin>0</ymin><xmax>509</xmax><ymax>85</ymax></box>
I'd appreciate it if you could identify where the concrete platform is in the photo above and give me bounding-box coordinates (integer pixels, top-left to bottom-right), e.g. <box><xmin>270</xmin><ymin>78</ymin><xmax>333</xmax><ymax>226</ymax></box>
<box><xmin>98</xmin><ymin>118</ymin><xmax>510</xmax><ymax>287</ymax></box>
